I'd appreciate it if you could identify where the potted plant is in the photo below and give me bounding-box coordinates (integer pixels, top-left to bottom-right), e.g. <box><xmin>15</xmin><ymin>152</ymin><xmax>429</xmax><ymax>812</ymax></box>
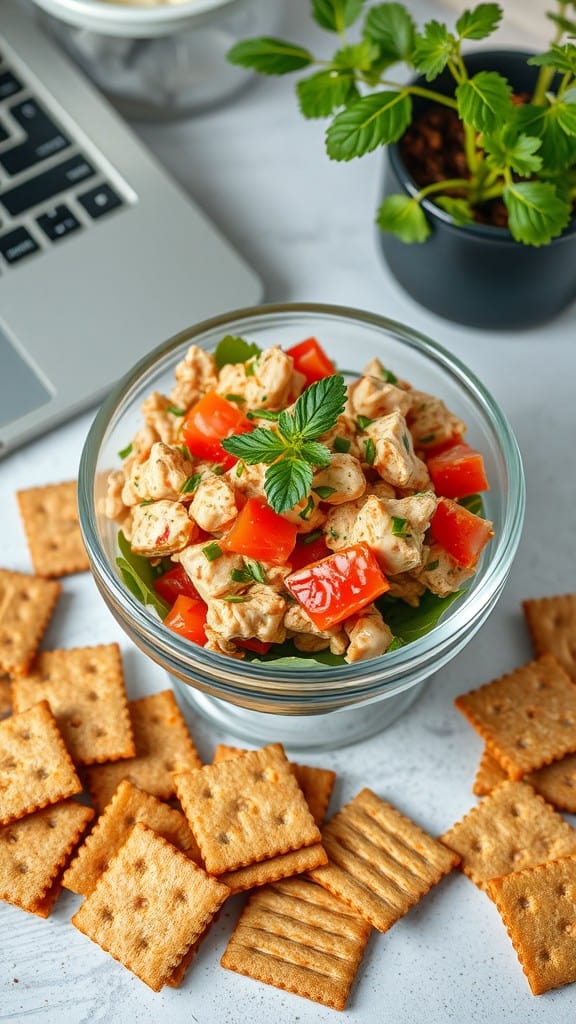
<box><xmin>228</xmin><ymin>1</ymin><xmax>576</xmax><ymax>328</ymax></box>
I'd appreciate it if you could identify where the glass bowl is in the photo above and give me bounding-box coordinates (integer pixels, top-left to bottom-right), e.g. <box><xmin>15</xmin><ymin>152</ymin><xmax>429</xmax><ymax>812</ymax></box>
<box><xmin>78</xmin><ymin>303</ymin><xmax>525</xmax><ymax>749</ymax></box>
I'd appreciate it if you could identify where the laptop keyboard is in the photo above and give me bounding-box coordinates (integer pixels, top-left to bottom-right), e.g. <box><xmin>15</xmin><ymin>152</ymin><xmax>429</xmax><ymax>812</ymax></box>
<box><xmin>0</xmin><ymin>46</ymin><xmax>127</xmax><ymax>270</ymax></box>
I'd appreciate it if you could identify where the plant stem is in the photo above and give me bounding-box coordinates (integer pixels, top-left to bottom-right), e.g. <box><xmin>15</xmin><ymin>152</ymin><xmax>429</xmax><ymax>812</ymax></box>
<box><xmin>532</xmin><ymin>0</ymin><xmax>569</xmax><ymax>104</ymax></box>
<box><xmin>405</xmin><ymin>84</ymin><xmax>459</xmax><ymax>109</ymax></box>
<box><xmin>417</xmin><ymin>178</ymin><xmax>476</xmax><ymax>199</ymax></box>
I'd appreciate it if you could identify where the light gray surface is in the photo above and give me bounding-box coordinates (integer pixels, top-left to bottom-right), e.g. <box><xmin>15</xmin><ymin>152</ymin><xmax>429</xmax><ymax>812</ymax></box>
<box><xmin>1</xmin><ymin>1</ymin><xmax>575</xmax><ymax>1021</ymax></box>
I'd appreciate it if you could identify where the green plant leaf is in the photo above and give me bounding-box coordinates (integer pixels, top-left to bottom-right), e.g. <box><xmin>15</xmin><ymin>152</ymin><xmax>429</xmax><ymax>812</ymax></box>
<box><xmin>299</xmin><ymin>441</ymin><xmax>332</xmax><ymax>466</ymax></box>
<box><xmin>214</xmin><ymin>335</ymin><xmax>261</xmax><ymax>369</ymax></box>
<box><xmin>546</xmin><ymin>12</ymin><xmax>576</xmax><ymax>36</ymax></box>
<box><xmin>265</xmin><ymin>458</ymin><xmax>313</xmax><ymax>513</ymax></box>
<box><xmin>334</xmin><ymin>40</ymin><xmax>381</xmax><ymax>73</ymax></box>
<box><xmin>291</xmin><ymin>374</ymin><xmax>347</xmax><ymax>438</ymax></box>
<box><xmin>376</xmin><ymin>194</ymin><xmax>431</xmax><ymax>242</ymax></box>
<box><xmin>116</xmin><ymin>532</ymin><xmax>169</xmax><ymax>619</ymax></box>
<box><xmin>503</xmin><ymin>181</ymin><xmax>572</xmax><ymax>246</ymax></box>
<box><xmin>312</xmin><ymin>0</ymin><xmax>367</xmax><ymax>32</ymax></box>
<box><xmin>325</xmin><ymin>91</ymin><xmax>412</xmax><ymax>160</ymax></box>
<box><xmin>434</xmin><ymin>196</ymin><xmax>476</xmax><ymax>225</ymax></box>
<box><xmin>377</xmin><ymin>589</ymin><xmax>465</xmax><ymax>644</ymax></box>
<box><xmin>363</xmin><ymin>2</ymin><xmax>417</xmax><ymax>64</ymax></box>
<box><xmin>227</xmin><ymin>38</ymin><xmax>314</xmax><ymax>75</ymax></box>
<box><xmin>515</xmin><ymin>103</ymin><xmax>576</xmax><ymax>170</ymax></box>
<box><xmin>482</xmin><ymin>125</ymin><xmax>542</xmax><ymax>176</ymax></box>
<box><xmin>456</xmin><ymin>71</ymin><xmax>513</xmax><ymax>132</ymax></box>
<box><xmin>529</xmin><ymin>42</ymin><xmax>576</xmax><ymax>75</ymax></box>
<box><xmin>412</xmin><ymin>21</ymin><xmax>457</xmax><ymax>81</ymax></box>
<box><xmin>456</xmin><ymin>3</ymin><xmax>502</xmax><ymax>40</ymax></box>
<box><xmin>297</xmin><ymin>69</ymin><xmax>358</xmax><ymax>118</ymax></box>
<box><xmin>459</xmin><ymin>493</ymin><xmax>485</xmax><ymax>516</ymax></box>
<box><xmin>222</xmin><ymin>427</ymin><xmax>287</xmax><ymax>463</ymax></box>
<box><xmin>556</xmin><ymin>98</ymin><xmax>576</xmax><ymax>136</ymax></box>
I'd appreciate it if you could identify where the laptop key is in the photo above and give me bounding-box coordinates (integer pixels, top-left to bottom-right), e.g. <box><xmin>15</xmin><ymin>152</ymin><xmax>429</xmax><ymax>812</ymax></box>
<box><xmin>0</xmin><ymin>225</ymin><xmax>40</xmax><ymax>264</ymax></box>
<box><xmin>1</xmin><ymin>99</ymin><xmax>70</xmax><ymax>175</ymax></box>
<box><xmin>37</xmin><ymin>203</ymin><xmax>81</xmax><ymax>242</ymax></box>
<box><xmin>77</xmin><ymin>183</ymin><xmax>123</xmax><ymax>219</ymax></box>
<box><xmin>0</xmin><ymin>154</ymin><xmax>95</xmax><ymax>216</ymax></box>
<box><xmin>0</xmin><ymin>71</ymin><xmax>23</xmax><ymax>100</ymax></box>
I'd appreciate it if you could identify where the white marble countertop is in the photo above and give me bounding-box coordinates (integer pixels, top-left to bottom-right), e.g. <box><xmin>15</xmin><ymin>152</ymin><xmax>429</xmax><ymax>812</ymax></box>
<box><xmin>1</xmin><ymin>1</ymin><xmax>575</xmax><ymax>1021</ymax></box>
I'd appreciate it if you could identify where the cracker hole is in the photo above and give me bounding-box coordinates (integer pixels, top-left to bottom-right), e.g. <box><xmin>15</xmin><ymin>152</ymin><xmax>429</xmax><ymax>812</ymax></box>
<box><xmin>560</xmin><ymin>719</ymin><xmax>575</xmax><ymax>728</ymax></box>
<box><xmin>97</xmin><ymin>859</ymin><xmax>109</xmax><ymax>874</ymax></box>
<box><xmin>536</xmin><ymin>680</ymin><xmax>548</xmax><ymax>691</ymax></box>
<box><xmin>68</xmin><ymin>716</ymin><xmax>83</xmax><ymax>729</ymax></box>
<box><xmin>538</xmin><ymin>949</ymin><xmax>551</xmax><ymax>963</ymax></box>
<box><xmin>2</xmin><ymin>759</ymin><xmax>17</xmax><ymax>772</ymax></box>
<box><xmin>4</xmin><ymin>831</ymin><xmax>18</xmax><ymax>844</ymax></box>
<box><xmin>100</xmin><ymin>907</ymin><xmax>113</xmax><ymax>923</ymax></box>
<box><xmin>490</xmin><ymin>704</ymin><xmax>502</xmax><ymax>715</ymax></box>
<box><xmin>276</xmin><ymin>814</ymin><xmax>286</xmax><ymax>826</ymax></box>
<box><xmin>557</xmin><ymin>884</ymin><xmax>568</xmax><ymax>897</ymax></box>
<box><xmin>94</xmin><ymin>727</ymin><xmax>107</xmax><ymax>739</ymax></box>
<box><xmin>86</xmin><ymin>664</ymin><xmax>98</xmax><ymax>675</ymax></box>
<box><xmin>203</xmin><ymin>788</ymin><xmax>213</xmax><ymax>800</ymax></box>
<box><xmin>125</xmin><ymin>816</ymin><xmax>136</xmax><ymax>827</ymax></box>
<box><xmin>46</xmin><ymin>819</ymin><xmax>57</xmax><ymax>830</ymax></box>
<box><xmin>174</xmin><ymin>890</ymin><xmax>187</xmax><ymax>904</ymax></box>
<box><xmin>470</xmin><ymin>839</ymin><xmax>483</xmax><ymax>853</ymax></box>
<box><xmin>18</xmin><ymin>731</ymin><xmax>31</xmax><ymax>742</ymax></box>
<box><xmin>87</xmin><ymin>691</ymin><xmax>99</xmax><ymax>702</ymax></box>
<box><xmin>133</xmin><ymin>858</ymin><xmax>146</xmax><ymax>874</ymax></box>
<box><xmin>217</xmin><ymin>832</ymin><xmax>230</xmax><ymax>845</ymax></box>
<box><xmin>508</xmin><ymin>805</ymin><xmax>520</xmax><ymax>818</ymax></box>
<box><xmin>254</xmin><ymin>771</ymin><xmax>267</xmax><ymax>783</ymax></box>
<box><xmin>525</xmin><ymin>708</ymin><xmax>536</xmax><ymax>720</ymax></box>
<box><xmin>136</xmin><ymin>936</ymin><xmax>149</xmax><ymax>951</ymax></box>
<box><xmin>133</xmin><ymin>896</ymin><xmax>148</xmax><ymax>911</ymax></box>
<box><xmin>516</xmin><ymin>738</ymin><xmax>529</xmax><ymax>749</ymax></box>
<box><xmin>236</xmin><ymin>798</ymin><xmax>250</xmax><ymax>813</ymax></box>
<box><xmin>36</xmin><ymin>768</ymin><xmax>48</xmax><ymax>780</ymax></box>
<box><xmin>15</xmin><ymin>862</ymin><xmax>28</xmax><ymax>874</ymax></box>
<box><xmin>517</xmin><ymin>896</ymin><xmax>530</xmax><ymax>910</ymax></box>
<box><xmin>164</xmin><ymin>761</ymin><xmax>174</xmax><ymax>773</ymax></box>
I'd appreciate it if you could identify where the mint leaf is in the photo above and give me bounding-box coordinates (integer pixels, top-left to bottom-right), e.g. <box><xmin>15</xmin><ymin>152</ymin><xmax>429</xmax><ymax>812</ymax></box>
<box><xmin>299</xmin><ymin>441</ymin><xmax>332</xmax><ymax>466</ymax></box>
<box><xmin>291</xmin><ymin>374</ymin><xmax>347</xmax><ymax>438</ymax></box>
<box><xmin>326</xmin><ymin>91</ymin><xmax>412</xmax><ymax>160</ymax></box>
<box><xmin>363</xmin><ymin>2</ymin><xmax>416</xmax><ymax>64</ymax></box>
<box><xmin>214</xmin><ymin>335</ymin><xmax>261</xmax><ymax>369</ymax></box>
<box><xmin>116</xmin><ymin>532</ymin><xmax>169</xmax><ymax>619</ymax></box>
<box><xmin>378</xmin><ymin>589</ymin><xmax>464</xmax><ymax>644</ymax></box>
<box><xmin>413</xmin><ymin>21</ymin><xmax>456</xmax><ymax>81</ymax></box>
<box><xmin>312</xmin><ymin>0</ymin><xmax>367</xmax><ymax>33</ymax></box>
<box><xmin>483</xmin><ymin>126</ymin><xmax>542</xmax><ymax>176</ymax></box>
<box><xmin>377</xmin><ymin>194</ymin><xmax>431</xmax><ymax>242</ymax></box>
<box><xmin>434</xmin><ymin>196</ymin><xmax>475</xmax><ymax>225</ymax></box>
<box><xmin>456</xmin><ymin>3</ymin><xmax>502</xmax><ymax>40</ymax></box>
<box><xmin>265</xmin><ymin>458</ymin><xmax>313</xmax><ymax>513</ymax></box>
<box><xmin>297</xmin><ymin>69</ymin><xmax>358</xmax><ymax>119</ymax></box>
<box><xmin>515</xmin><ymin>103</ymin><xmax>576</xmax><ymax>171</ymax></box>
<box><xmin>334</xmin><ymin>40</ymin><xmax>380</xmax><ymax>73</ymax></box>
<box><xmin>456</xmin><ymin>71</ymin><xmax>513</xmax><ymax>133</ymax></box>
<box><xmin>222</xmin><ymin>427</ymin><xmax>286</xmax><ymax>463</ymax></box>
<box><xmin>503</xmin><ymin>181</ymin><xmax>572</xmax><ymax>246</ymax></box>
<box><xmin>227</xmin><ymin>38</ymin><xmax>314</xmax><ymax>75</ymax></box>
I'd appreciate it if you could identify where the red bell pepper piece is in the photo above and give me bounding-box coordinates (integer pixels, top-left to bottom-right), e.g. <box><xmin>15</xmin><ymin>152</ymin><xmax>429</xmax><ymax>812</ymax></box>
<box><xmin>221</xmin><ymin>497</ymin><xmax>298</xmax><ymax>565</ymax></box>
<box><xmin>286</xmin><ymin>337</ymin><xmax>336</xmax><ymax>387</ymax></box>
<box><xmin>154</xmin><ymin>564</ymin><xmax>199</xmax><ymax>604</ymax></box>
<box><xmin>182</xmin><ymin>392</ymin><xmax>253</xmax><ymax>470</ymax></box>
<box><xmin>430</xmin><ymin>497</ymin><xmax>494</xmax><ymax>568</ymax></box>
<box><xmin>164</xmin><ymin>594</ymin><xmax>208</xmax><ymax>646</ymax></box>
<box><xmin>285</xmin><ymin>542</ymin><xmax>390</xmax><ymax>630</ymax></box>
<box><xmin>428</xmin><ymin>442</ymin><xmax>489</xmax><ymax>499</ymax></box>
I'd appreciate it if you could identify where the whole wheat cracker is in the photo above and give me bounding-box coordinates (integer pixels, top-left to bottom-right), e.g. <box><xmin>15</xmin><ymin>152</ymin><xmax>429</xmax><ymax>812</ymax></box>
<box><xmin>308</xmin><ymin>787</ymin><xmax>459</xmax><ymax>932</ymax></box>
<box><xmin>11</xmin><ymin>644</ymin><xmax>135</xmax><ymax>766</ymax></box>
<box><xmin>455</xmin><ymin>653</ymin><xmax>576</xmax><ymax>780</ymax></box>
<box><xmin>0</xmin><ymin>701</ymin><xmax>82</xmax><ymax>825</ymax></box>
<box><xmin>63</xmin><ymin>780</ymin><xmax>201</xmax><ymax>896</ymax></box>
<box><xmin>72</xmin><ymin>823</ymin><xmax>229</xmax><ymax>991</ymax></box>
<box><xmin>0</xmin><ymin>800</ymin><xmax>94</xmax><ymax>917</ymax></box>
<box><xmin>440</xmin><ymin>779</ymin><xmax>576</xmax><ymax>891</ymax></box>
<box><xmin>488</xmin><ymin>854</ymin><xmax>576</xmax><ymax>995</ymax></box>
<box><xmin>221</xmin><ymin>875</ymin><xmax>371</xmax><ymax>1011</ymax></box>
<box><xmin>0</xmin><ymin>569</ymin><xmax>61</xmax><ymax>675</ymax></box>
<box><xmin>17</xmin><ymin>481</ymin><xmax>89</xmax><ymax>577</ymax></box>
<box><xmin>474</xmin><ymin>746</ymin><xmax>576</xmax><ymax>814</ymax></box>
<box><xmin>522</xmin><ymin>594</ymin><xmax>576</xmax><ymax>682</ymax></box>
<box><xmin>85</xmin><ymin>690</ymin><xmax>202</xmax><ymax>812</ymax></box>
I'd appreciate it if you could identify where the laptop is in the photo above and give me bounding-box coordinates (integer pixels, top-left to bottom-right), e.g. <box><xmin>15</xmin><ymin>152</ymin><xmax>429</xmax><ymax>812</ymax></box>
<box><xmin>0</xmin><ymin>0</ymin><xmax>263</xmax><ymax>458</ymax></box>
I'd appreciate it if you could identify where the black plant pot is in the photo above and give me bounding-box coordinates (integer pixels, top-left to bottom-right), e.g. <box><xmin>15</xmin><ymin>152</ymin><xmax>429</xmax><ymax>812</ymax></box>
<box><xmin>379</xmin><ymin>51</ymin><xmax>576</xmax><ymax>330</ymax></box>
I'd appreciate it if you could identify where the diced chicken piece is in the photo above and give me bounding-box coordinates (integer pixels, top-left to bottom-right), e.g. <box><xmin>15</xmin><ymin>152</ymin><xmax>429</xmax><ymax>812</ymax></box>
<box><xmin>204</xmin><ymin>627</ymin><xmax>245</xmax><ymax>659</ymax></box>
<box><xmin>141</xmin><ymin>392</ymin><xmax>183</xmax><ymax>445</ymax></box>
<box><xmin>407</xmin><ymin>389</ymin><xmax>466</xmax><ymax>451</ymax></box>
<box><xmin>362</xmin><ymin>358</ymin><xmax>411</xmax><ymax>391</ymax></box>
<box><xmin>366</xmin><ymin>480</ymin><xmax>396</xmax><ymax>500</ymax></box>
<box><xmin>174</xmin><ymin>543</ymin><xmax>245</xmax><ymax>602</ymax></box>
<box><xmin>319</xmin><ymin>413</ymin><xmax>361</xmax><ymax>460</ymax></box>
<box><xmin>325</xmin><ymin>498</ymin><xmax>366</xmax><ymax>551</ymax></box>
<box><xmin>280</xmin><ymin>494</ymin><xmax>326</xmax><ymax>535</ymax></box>
<box><xmin>206</xmin><ymin>585</ymin><xmax>287</xmax><ymax>644</ymax></box>
<box><xmin>122</xmin><ymin>425</ymin><xmax>161</xmax><ymax>482</ymax></box>
<box><xmin>261</xmin><ymin>563</ymin><xmax>292</xmax><ymax>591</ymax></box>
<box><xmin>312</xmin><ymin>454</ymin><xmax>366</xmax><ymax>505</ymax></box>
<box><xmin>384</xmin><ymin>492</ymin><xmax>437</xmax><ymax>534</ymax></box>
<box><xmin>284</xmin><ymin>605</ymin><xmax>347</xmax><ymax>655</ymax></box>
<box><xmin>386</xmin><ymin>572</ymin><xmax>427</xmax><ymax>607</ymax></box>
<box><xmin>365</xmin><ymin>410</ymin><xmax>430</xmax><ymax>489</ymax></box>
<box><xmin>350</xmin><ymin>493</ymin><xmax>436</xmax><ymax>575</ymax></box>
<box><xmin>227</xmin><ymin>461</ymin><xmax>267</xmax><ymax>501</ymax></box>
<box><xmin>344</xmin><ymin>605</ymin><xmax>393</xmax><ymax>663</ymax></box>
<box><xmin>349</xmin><ymin>375</ymin><xmax>411</xmax><ymax>419</ymax></box>
<box><xmin>131</xmin><ymin>500</ymin><xmax>196</xmax><ymax>557</ymax></box>
<box><xmin>170</xmin><ymin>345</ymin><xmax>218</xmax><ymax>410</ymax></box>
<box><xmin>216</xmin><ymin>346</ymin><xmax>295</xmax><ymax>410</ymax></box>
<box><xmin>122</xmin><ymin>442</ymin><xmax>193</xmax><ymax>505</ymax></box>
<box><xmin>105</xmin><ymin>470</ymin><xmax>127</xmax><ymax>520</ymax></box>
<box><xmin>415</xmin><ymin>543</ymin><xmax>475</xmax><ymax>597</ymax></box>
<box><xmin>190</xmin><ymin>473</ymin><xmax>237</xmax><ymax>533</ymax></box>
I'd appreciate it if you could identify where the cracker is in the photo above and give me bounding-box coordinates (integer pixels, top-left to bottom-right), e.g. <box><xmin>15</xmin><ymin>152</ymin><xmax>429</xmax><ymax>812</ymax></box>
<box><xmin>17</xmin><ymin>481</ymin><xmax>89</xmax><ymax>577</ymax></box>
<box><xmin>11</xmin><ymin>644</ymin><xmax>135</xmax><ymax>767</ymax></box>
<box><xmin>213</xmin><ymin>743</ymin><xmax>336</xmax><ymax>826</ymax></box>
<box><xmin>72</xmin><ymin>823</ymin><xmax>229</xmax><ymax>991</ymax></box>
<box><xmin>474</xmin><ymin>746</ymin><xmax>576</xmax><ymax>813</ymax></box>
<box><xmin>174</xmin><ymin>744</ymin><xmax>321</xmax><ymax>875</ymax></box>
<box><xmin>0</xmin><ymin>569</ymin><xmax>61</xmax><ymax>675</ymax></box>
<box><xmin>473</xmin><ymin>748</ymin><xmax>507</xmax><ymax>796</ymax></box>
<box><xmin>0</xmin><ymin>800</ymin><xmax>94</xmax><ymax>917</ymax></box>
<box><xmin>221</xmin><ymin>875</ymin><xmax>371</xmax><ymax>1011</ymax></box>
<box><xmin>440</xmin><ymin>779</ymin><xmax>576</xmax><ymax>891</ymax></box>
<box><xmin>455</xmin><ymin>654</ymin><xmax>576</xmax><ymax>780</ymax></box>
<box><xmin>308</xmin><ymin>787</ymin><xmax>459</xmax><ymax>932</ymax></box>
<box><xmin>523</xmin><ymin>594</ymin><xmax>576</xmax><ymax>682</ymax></box>
<box><xmin>63</xmin><ymin>780</ymin><xmax>201</xmax><ymax>896</ymax></box>
<box><xmin>487</xmin><ymin>854</ymin><xmax>576</xmax><ymax>995</ymax></box>
<box><xmin>0</xmin><ymin>678</ymin><xmax>11</xmax><ymax>720</ymax></box>
<box><xmin>85</xmin><ymin>690</ymin><xmax>202</xmax><ymax>812</ymax></box>
<box><xmin>220</xmin><ymin>843</ymin><xmax>328</xmax><ymax>894</ymax></box>
<box><xmin>0</xmin><ymin>701</ymin><xmax>82</xmax><ymax>825</ymax></box>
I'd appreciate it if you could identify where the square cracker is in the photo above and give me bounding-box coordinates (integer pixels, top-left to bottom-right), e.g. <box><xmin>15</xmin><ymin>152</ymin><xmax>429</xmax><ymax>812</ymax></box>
<box><xmin>0</xmin><ymin>569</ymin><xmax>61</xmax><ymax>675</ymax></box>
<box><xmin>174</xmin><ymin>744</ymin><xmax>322</xmax><ymax>876</ymax></box>
<box><xmin>0</xmin><ymin>701</ymin><xmax>82</xmax><ymax>825</ymax></box>
<box><xmin>455</xmin><ymin>654</ymin><xmax>576</xmax><ymax>779</ymax></box>
<box><xmin>213</xmin><ymin>743</ymin><xmax>336</xmax><ymax>826</ymax></box>
<box><xmin>308</xmin><ymin>787</ymin><xmax>459</xmax><ymax>932</ymax></box>
<box><xmin>473</xmin><ymin>747</ymin><xmax>507</xmax><ymax>797</ymax></box>
<box><xmin>221</xmin><ymin>875</ymin><xmax>371</xmax><ymax>1011</ymax></box>
<box><xmin>523</xmin><ymin>594</ymin><xmax>576</xmax><ymax>682</ymax></box>
<box><xmin>474</xmin><ymin>746</ymin><xmax>576</xmax><ymax>814</ymax></box>
<box><xmin>17</xmin><ymin>480</ymin><xmax>90</xmax><ymax>577</ymax></box>
<box><xmin>72</xmin><ymin>823</ymin><xmax>229</xmax><ymax>991</ymax></box>
<box><xmin>63</xmin><ymin>780</ymin><xmax>201</xmax><ymax>896</ymax></box>
<box><xmin>11</xmin><ymin>644</ymin><xmax>135</xmax><ymax>767</ymax></box>
<box><xmin>487</xmin><ymin>854</ymin><xmax>576</xmax><ymax>995</ymax></box>
<box><xmin>85</xmin><ymin>690</ymin><xmax>202</xmax><ymax>812</ymax></box>
<box><xmin>440</xmin><ymin>779</ymin><xmax>576</xmax><ymax>891</ymax></box>
<box><xmin>0</xmin><ymin>800</ymin><xmax>94</xmax><ymax>916</ymax></box>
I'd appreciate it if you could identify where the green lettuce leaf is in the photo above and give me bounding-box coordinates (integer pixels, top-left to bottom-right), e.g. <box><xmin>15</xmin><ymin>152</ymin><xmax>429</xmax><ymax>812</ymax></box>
<box><xmin>116</xmin><ymin>532</ymin><xmax>169</xmax><ymax>619</ymax></box>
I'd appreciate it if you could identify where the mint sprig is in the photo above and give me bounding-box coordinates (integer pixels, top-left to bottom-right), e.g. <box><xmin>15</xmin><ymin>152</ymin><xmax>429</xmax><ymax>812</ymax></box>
<box><xmin>222</xmin><ymin>374</ymin><xmax>347</xmax><ymax>513</ymax></box>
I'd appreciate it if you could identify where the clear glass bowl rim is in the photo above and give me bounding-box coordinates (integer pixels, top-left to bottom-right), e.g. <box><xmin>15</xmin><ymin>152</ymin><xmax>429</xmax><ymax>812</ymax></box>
<box><xmin>78</xmin><ymin>301</ymin><xmax>525</xmax><ymax>707</ymax></box>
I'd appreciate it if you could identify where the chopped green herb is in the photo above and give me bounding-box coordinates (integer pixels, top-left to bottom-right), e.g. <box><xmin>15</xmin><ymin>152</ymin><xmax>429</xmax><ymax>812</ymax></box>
<box><xmin>380</xmin><ymin>367</ymin><xmax>399</xmax><ymax>385</ymax></box>
<box><xmin>391</xmin><ymin>516</ymin><xmax>408</xmax><ymax>537</ymax></box>
<box><xmin>363</xmin><ymin>437</ymin><xmax>376</xmax><ymax>465</ymax></box>
<box><xmin>202</xmin><ymin>542</ymin><xmax>222</xmax><ymax>562</ymax></box>
<box><xmin>418</xmin><ymin>433</ymin><xmax>437</xmax><ymax>445</ymax></box>
<box><xmin>179</xmin><ymin>444</ymin><xmax>193</xmax><ymax>460</ymax></box>
<box><xmin>313</xmin><ymin>486</ymin><xmax>337</xmax><ymax>500</ymax></box>
<box><xmin>303</xmin><ymin>530</ymin><xmax>323</xmax><ymax>545</ymax></box>
<box><xmin>299</xmin><ymin>495</ymin><xmax>316</xmax><ymax>520</ymax></box>
<box><xmin>459</xmin><ymin>493</ymin><xmax>485</xmax><ymax>517</ymax></box>
<box><xmin>231</xmin><ymin>559</ymin><xmax>266</xmax><ymax>585</ymax></box>
<box><xmin>402</xmin><ymin>432</ymin><xmax>411</xmax><ymax>453</ymax></box>
<box><xmin>181</xmin><ymin>474</ymin><xmax>202</xmax><ymax>495</ymax></box>
<box><xmin>118</xmin><ymin>443</ymin><xmax>133</xmax><ymax>460</ymax></box>
<box><xmin>167</xmin><ymin>405</ymin><xmax>185</xmax><ymax>416</ymax></box>
<box><xmin>225</xmin><ymin>394</ymin><xmax>246</xmax><ymax>405</ymax></box>
<box><xmin>224</xmin><ymin>595</ymin><xmax>249</xmax><ymax>603</ymax></box>
<box><xmin>246</xmin><ymin>408</ymin><xmax>280</xmax><ymax>421</ymax></box>
<box><xmin>214</xmin><ymin>334</ymin><xmax>261</xmax><ymax>369</ymax></box>
<box><xmin>210</xmin><ymin>464</ymin><xmax>224</xmax><ymax>476</ymax></box>
<box><xmin>426</xmin><ymin>559</ymin><xmax>439</xmax><ymax>572</ymax></box>
<box><xmin>333</xmin><ymin>436</ymin><xmax>351</xmax><ymax>453</ymax></box>
<box><xmin>245</xmin><ymin>361</ymin><xmax>257</xmax><ymax>377</ymax></box>
<box><xmin>235</xmin><ymin>462</ymin><xmax>245</xmax><ymax>478</ymax></box>
<box><xmin>139</xmin><ymin>499</ymin><xmax>154</xmax><ymax>507</ymax></box>
<box><xmin>356</xmin><ymin>415</ymin><xmax>374</xmax><ymax>432</ymax></box>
